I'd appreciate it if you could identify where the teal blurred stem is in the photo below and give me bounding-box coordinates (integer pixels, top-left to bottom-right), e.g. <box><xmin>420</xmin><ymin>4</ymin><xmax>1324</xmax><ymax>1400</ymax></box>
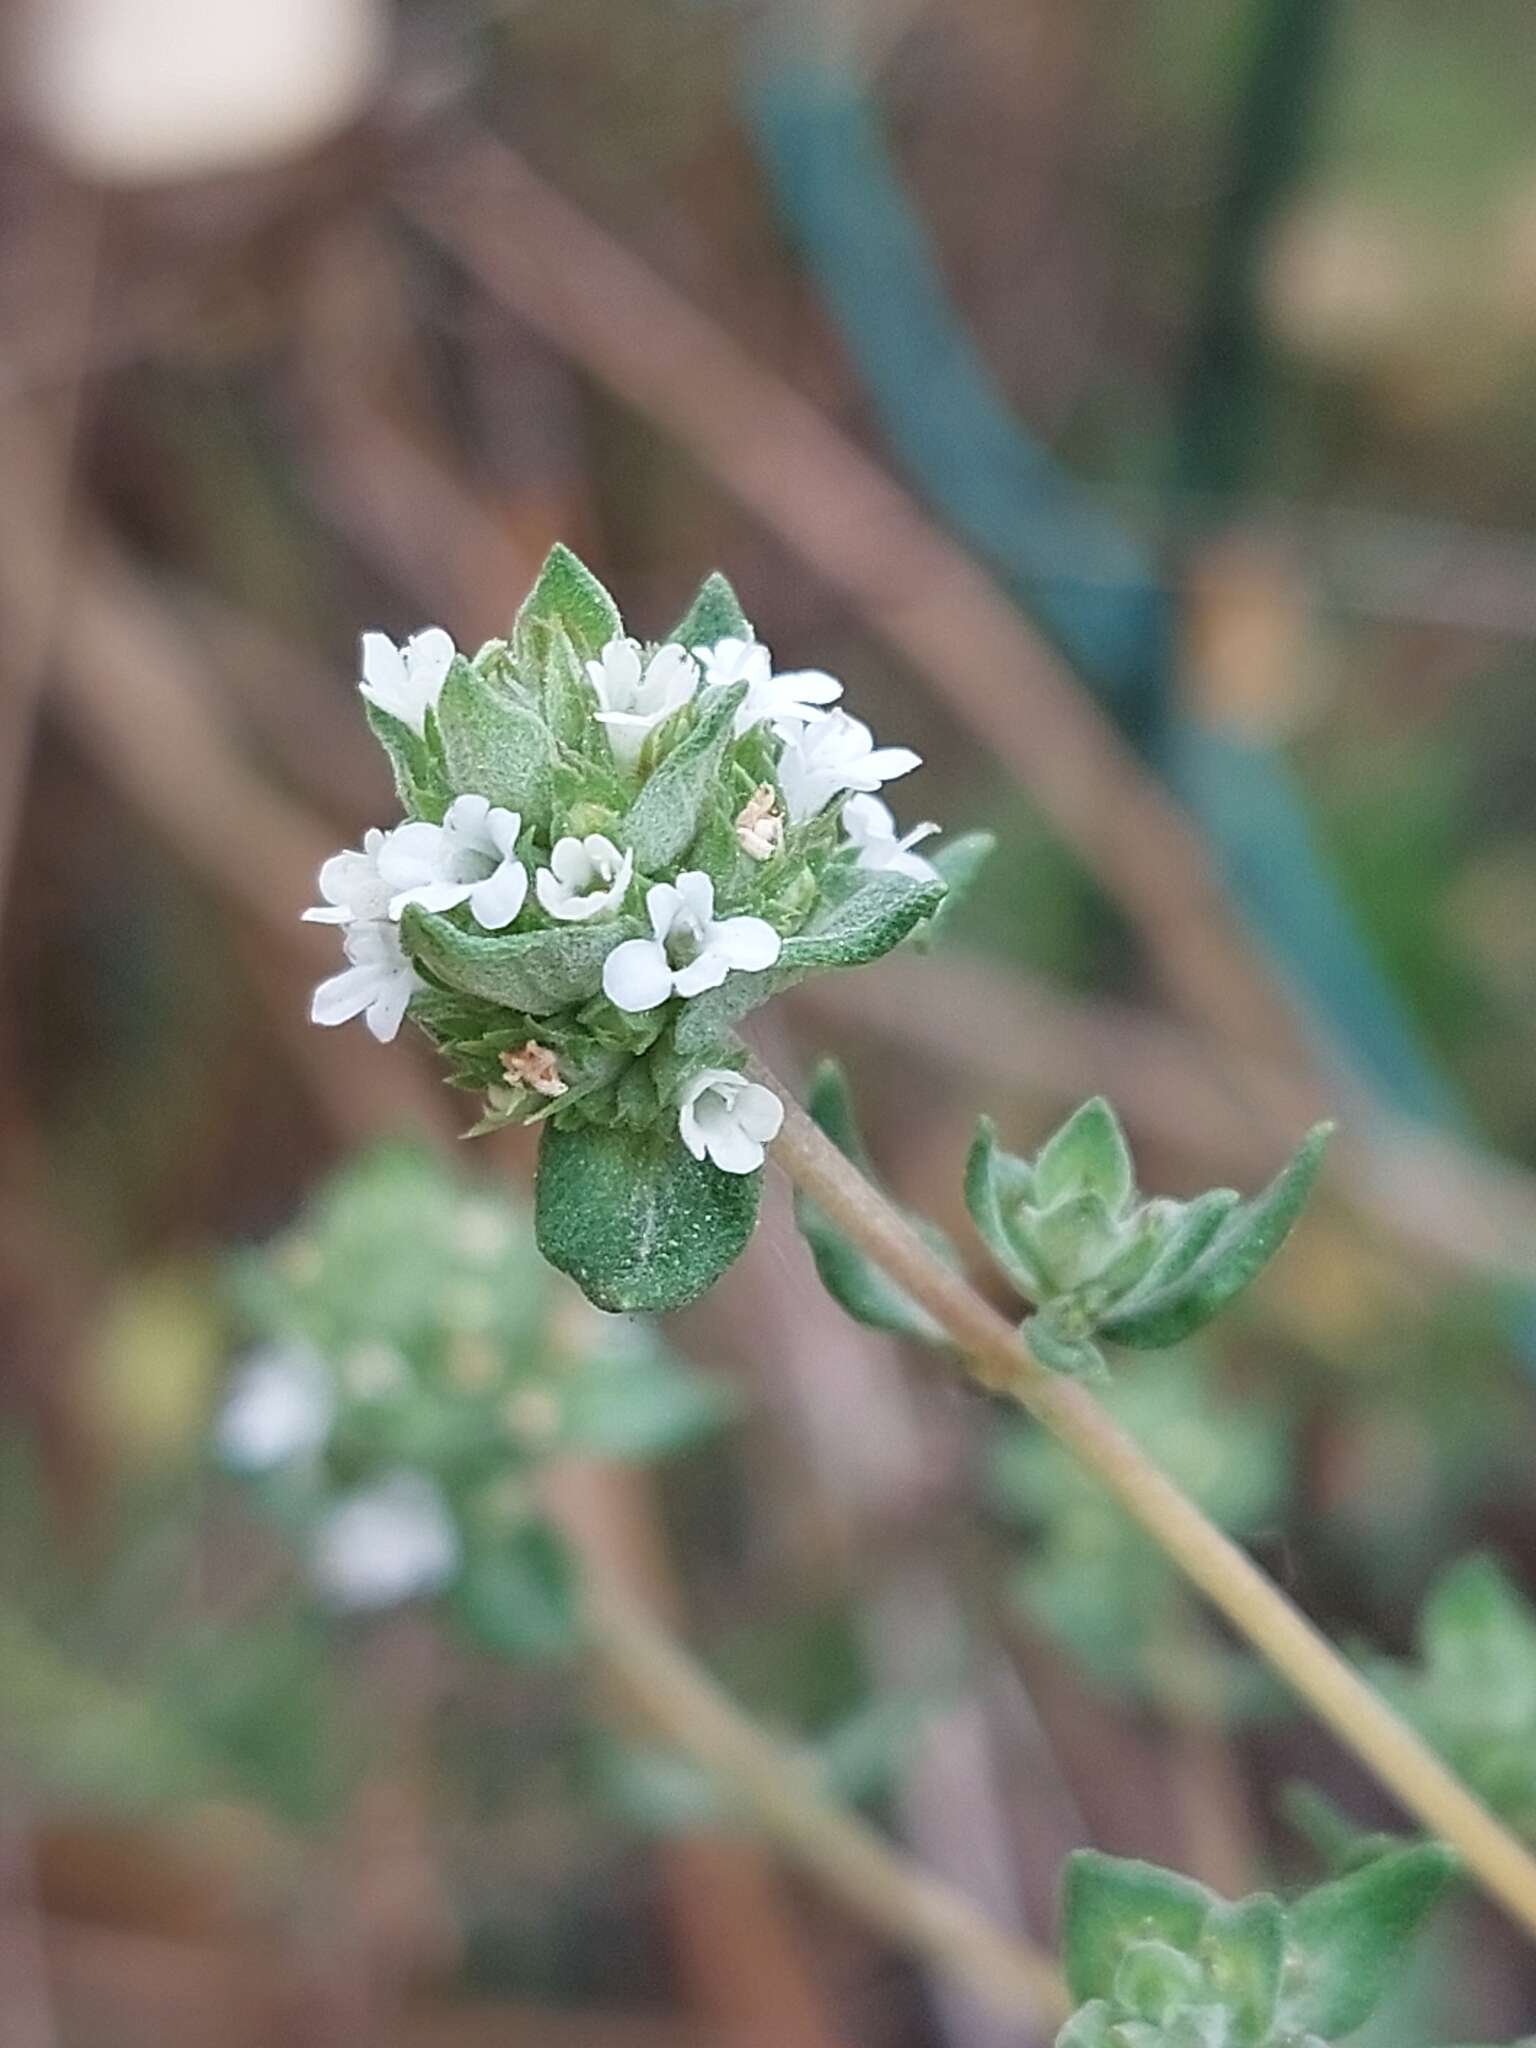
<box><xmin>741</xmin><ymin>20</ymin><xmax>1468</xmax><ymax>1137</ymax></box>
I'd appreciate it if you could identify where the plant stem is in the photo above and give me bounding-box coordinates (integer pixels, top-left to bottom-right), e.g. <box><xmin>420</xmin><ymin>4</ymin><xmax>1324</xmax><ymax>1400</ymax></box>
<box><xmin>752</xmin><ymin>1056</ymin><xmax>1536</xmax><ymax>1942</ymax></box>
<box><xmin>583</xmin><ymin>1576</ymin><xmax>1070</xmax><ymax>2022</ymax></box>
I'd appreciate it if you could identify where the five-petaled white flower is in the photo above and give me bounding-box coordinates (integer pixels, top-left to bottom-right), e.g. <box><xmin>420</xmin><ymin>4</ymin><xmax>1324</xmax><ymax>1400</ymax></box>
<box><xmin>380</xmin><ymin>795</ymin><xmax>527</xmax><ymax>930</ymax></box>
<box><xmin>602</xmin><ymin>871</ymin><xmax>780</xmax><ymax>1013</ymax></box>
<box><xmin>586</xmin><ymin>638</ymin><xmax>699</xmax><ymax>769</ymax></box>
<box><xmin>309</xmin><ymin>1471</ymin><xmax>460</xmax><ymax>1611</ymax></box>
<box><xmin>535</xmin><ymin>833</ymin><xmax>634</xmax><ymax>922</ymax></box>
<box><xmin>678</xmin><ymin>1068</ymin><xmax>784</xmax><ymax>1175</ymax></box>
<box><xmin>303</xmin><ymin>828</ymin><xmax>393</xmax><ymax>926</ymax></box>
<box><xmin>775</xmin><ymin>710</ymin><xmax>921</xmax><ymax>823</ymax></box>
<box><xmin>359</xmin><ymin>627</ymin><xmax>456</xmax><ymax>739</ymax></box>
<box><xmin>697</xmin><ymin>636</ymin><xmax>842</xmax><ymax>737</ymax></box>
<box><xmin>216</xmin><ymin>1344</ymin><xmax>335</xmax><ymax>1472</ymax></box>
<box><xmin>310</xmin><ymin>919</ymin><xmax>423</xmax><ymax>1043</ymax></box>
<box><xmin>840</xmin><ymin>793</ymin><xmax>940</xmax><ymax>882</ymax></box>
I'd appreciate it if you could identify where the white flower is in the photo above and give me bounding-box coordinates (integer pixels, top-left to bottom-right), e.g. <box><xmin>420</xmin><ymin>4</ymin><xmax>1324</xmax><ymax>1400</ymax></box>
<box><xmin>601</xmin><ymin>871</ymin><xmax>781</xmax><ymax>1013</ymax></box>
<box><xmin>302</xmin><ymin>827</ymin><xmax>393</xmax><ymax>925</ymax></box>
<box><xmin>310</xmin><ymin>919</ymin><xmax>423</xmax><ymax>1042</ymax></box>
<box><xmin>216</xmin><ymin>1344</ymin><xmax>334</xmax><ymax>1471</ymax></box>
<box><xmin>585</xmin><ymin>638</ymin><xmax>699</xmax><ymax>769</ymax></box>
<box><xmin>697</xmin><ymin>636</ymin><xmax>842</xmax><ymax>736</ymax></box>
<box><xmin>678</xmin><ymin>1068</ymin><xmax>784</xmax><ymax>1175</ymax></box>
<box><xmin>358</xmin><ymin>627</ymin><xmax>456</xmax><ymax>738</ymax></box>
<box><xmin>840</xmin><ymin>793</ymin><xmax>940</xmax><ymax>883</ymax></box>
<box><xmin>775</xmin><ymin>710</ymin><xmax>921</xmax><ymax>823</ymax></box>
<box><xmin>380</xmin><ymin>795</ymin><xmax>527</xmax><ymax>930</ymax></box>
<box><xmin>535</xmin><ymin>833</ymin><xmax>634</xmax><ymax>923</ymax></box>
<box><xmin>309</xmin><ymin>1471</ymin><xmax>460</xmax><ymax>1611</ymax></box>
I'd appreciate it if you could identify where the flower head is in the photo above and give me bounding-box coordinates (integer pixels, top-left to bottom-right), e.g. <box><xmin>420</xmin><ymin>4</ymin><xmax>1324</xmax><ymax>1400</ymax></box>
<box><xmin>776</xmin><ymin>710</ymin><xmax>921</xmax><ymax>823</ymax></box>
<box><xmin>697</xmin><ymin>636</ymin><xmax>842</xmax><ymax>737</ymax></box>
<box><xmin>309</xmin><ymin>1470</ymin><xmax>460</xmax><ymax>1611</ymax></box>
<box><xmin>216</xmin><ymin>1344</ymin><xmax>335</xmax><ymax>1471</ymax></box>
<box><xmin>601</xmin><ymin>871</ymin><xmax>781</xmax><ymax>1013</ymax></box>
<box><xmin>380</xmin><ymin>795</ymin><xmax>527</xmax><ymax>930</ymax></box>
<box><xmin>678</xmin><ymin>1068</ymin><xmax>784</xmax><ymax>1175</ymax></box>
<box><xmin>840</xmin><ymin>793</ymin><xmax>940</xmax><ymax>882</ymax></box>
<box><xmin>535</xmin><ymin>833</ymin><xmax>634</xmax><ymax>923</ymax></box>
<box><xmin>310</xmin><ymin>919</ymin><xmax>423</xmax><ymax>1043</ymax></box>
<box><xmin>302</xmin><ymin>828</ymin><xmax>393</xmax><ymax>926</ymax></box>
<box><xmin>586</xmin><ymin>638</ymin><xmax>699</xmax><ymax>769</ymax></box>
<box><xmin>359</xmin><ymin>627</ymin><xmax>456</xmax><ymax>738</ymax></box>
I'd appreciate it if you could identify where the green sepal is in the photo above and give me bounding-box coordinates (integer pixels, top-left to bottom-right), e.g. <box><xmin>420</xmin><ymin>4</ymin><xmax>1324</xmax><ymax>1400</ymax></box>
<box><xmin>1200</xmin><ymin>1894</ymin><xmax>1285</xmax><ymax>2044</ymax></box>
<box><xmin>776</xmin><ymin>870</ymin><xmax>946</xmax><ymax>972</ymax></box>
<box><xmin>364</xmin><ymin>700</ymin><xmax>451</xmax><ymax>823</ymax></box>
<box><xmin>1098</xmin><ymin>1124</ymin><xmax>1332</xmax><ymax>1349</ymax></box>
<box><xmin>1061</xmin><ymin>1850</ymin><xmax>1214</xmax><ymax>2006</ymax></box>
<box><xmin>622</xmin><ymin>681</ymin><xmax>747</xmax><ymax>873</ymax></box>
<box><xmin>668</xmin><ymin>569</ymin><xmax>752</xmax><ymax>650</ymax></box>
<box><xmin>535</xmin><ymin>1121</ymin><xmax>761</xmax><ymax>1312</ymax></box>
<box><xmin>1022</xmin><ymin>1311</ymin><xmax>1107</xmax><ymax>1380</ymax></box>
<box><xmin>1277</xmin><ymin>1841</ymin><xmax>1458</xmax><ymax>2040</ymax></box>
<box><xmin>512</xmin><ymin>542</ymin><xmax>622</xmax><ymax>672</ymax></box>
<box><xmin>450</xmin><ymin>1522</ymin><xmax>579</xmax><ymax>1662</ymax></box>
<box><xmin>435</xmin><ymin>657</ymin><xmax>555</xmax><ymax>831</ymax></box>
<box><xmin>963</xmin><ymin>1118</ymin><xmax>1041</xmax><ymax>1297</ymax></box>
<box><xmin>914</xmin><ymin>830</ymin><xmax>995</xmax><ymax>950</ymax></box>
<box><xmin>402</xmin><ymin>906</ymin><xmax>630</xmax><ymax>1017</ymax></box>
<box><xmin>793</xmin><ymin>1060</ymin><xmax>949</xmax><ymax>1343</ymax></box>
<box><xmin>1034</xmin><ymin>1098</ymin><xmax>1135</xmax><ymax>1213</ymax></box>
<box><xmin>1111</xmin><ymin>1939</ymin><xmax>1204</xmax><ymax>2025</ymax></box>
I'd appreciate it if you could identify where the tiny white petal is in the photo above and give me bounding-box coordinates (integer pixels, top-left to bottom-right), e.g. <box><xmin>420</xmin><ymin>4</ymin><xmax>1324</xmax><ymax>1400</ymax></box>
<box><xmin>468</xmin><ymin>861</ymin><xmax>528</xmax><ymax>931</ymax></box>
<box><xmin>711</xmin><ymin>916</ymin><xmax>781</xmax><ymax>973</ymax></box>
<box><xmin>310</xmin><ymin>1472</ymin><xmax>459</xmax><ymax>1611</ymax></box>
<box><xmin>603</xmin><ymin>938</ymin><xmax>674</xmax><ymax>1013</ymax></box>
<box><xmin>217</xmin><ymin>1345</ymin><xmax>334</xmax><ymax>1471</ymax></box>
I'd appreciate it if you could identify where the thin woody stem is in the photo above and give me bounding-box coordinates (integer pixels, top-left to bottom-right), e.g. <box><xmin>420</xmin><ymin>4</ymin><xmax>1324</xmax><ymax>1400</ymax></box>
<box><xmin>749</xmin><ymin>1054</ymin><xmax>1536</xmax><ymax>1944</ymax></box>
<box><xmin>583</xmin><ymin>1577</ymin><xmax>1070</xmax><ymax>2022</ymax></box>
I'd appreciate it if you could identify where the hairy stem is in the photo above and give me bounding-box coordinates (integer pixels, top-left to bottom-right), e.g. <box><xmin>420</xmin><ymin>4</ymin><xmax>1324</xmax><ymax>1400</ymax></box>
<box><xmin>752</xmin><ymin>1056</ymin><xmax>1536</xmax><ymax>1942</ymax></box>
<box><xmin>584</xmin><ymin>1577</ymin><xmax>1070</xmax><ymax>2022</ymax></box>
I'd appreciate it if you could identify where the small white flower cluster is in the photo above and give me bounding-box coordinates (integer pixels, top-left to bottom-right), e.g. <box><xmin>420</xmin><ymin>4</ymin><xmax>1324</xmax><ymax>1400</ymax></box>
<box><xmin>217</xmin><ymin>1343</ymin><xmax>459</xmax><ymax>1611</ymax></box>
<box><xmin>311</xmin><ymin>616</ymin><xmax>938</xmax><ymax>1175</ymax></box>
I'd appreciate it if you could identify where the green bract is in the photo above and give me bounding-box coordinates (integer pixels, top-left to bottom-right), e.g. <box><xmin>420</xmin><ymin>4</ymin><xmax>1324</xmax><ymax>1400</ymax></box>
<box><xmin>966</xmin><ymin>1101</ymin><xmax>1332</xmax><ymax>1376</ymax></box>
<box><xmin>350</xmin><ymin>547</ymin><xmax>952</xmax><ymax>1312</ymax></box>
<box><xmin>1057</xmin><ymin>1844</ymin><xmax>1456</xmax><ymax>2048</ymax></box>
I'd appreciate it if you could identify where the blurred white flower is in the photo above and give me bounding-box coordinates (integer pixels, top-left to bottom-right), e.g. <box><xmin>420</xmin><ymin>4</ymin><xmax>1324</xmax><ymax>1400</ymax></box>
<box><xmin>601</xmin><ymin>871</ymin><xmax>780</xmax><ymax>1013</ymax></box>
<box><xmin>586</xmin><ymin>639</ymin><xmax>698</xmax><ymax>769</ymax></box>
<box><xmin>697</xmin><ymin>636</ymin><xmax>842</xmax><ymax>736</ymax></box>
<box><xmin>359</xmin><ymin>627</ymin><xmax>456</xmax><ymax>739</ymax></box>
<box><xmin>16</xmin><ymin>0</ymin><xmax>385</xmax><ymax>184</ymax></box>
<box><xmin>310</xmin><ymin>920</ymin><xmax>422</xmax><ymax>1043</ymax></box>
<box><xmin>216</xmin><ymin>1344</ymin><xmax>334</xmax><ymax>1471</ymax></box>
<box><xmin>840</xmin><ymin>793</ymin><xmax>940</xmax><ymax>883</ymax></box>
<box><xmin>302</xmin><ymin>828</ymin><xmax>392</xmax><ymax>926</ymax></box>
<box><xmin>309</xmin><ymin>1471</ymin><xmax>460</xmax><ymax>1611</ymax></box>
<box><xmin>535</xmin><ymin>834</ymin><xmax>634</xmax><ymax>923</ymax></box>
<box><xmin>776</xmin><ymin>711</ymin><xmax>920</xmax><ymax>823</ymax></box>
<box><xmin>678</xmin><ymin>1068</ymin><xmax>784</xmax><ymax>1175</ymax></box>
<box><xmin>381</xmin><ymin>796</ymin><xmax>527</xmax><ymax>931</ymax></box>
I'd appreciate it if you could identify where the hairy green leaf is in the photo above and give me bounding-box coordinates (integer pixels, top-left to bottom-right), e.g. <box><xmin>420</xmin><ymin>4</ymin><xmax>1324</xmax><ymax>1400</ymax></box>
<box><xmin>1279</xmin><ymin>1842</ymin><xmax>1457</xmax><ymax>2039</ymax></box>
<box><xmin>513</xmin><ymin>542</ymin><xmax>622</xmax><ymax>672</ymax></box>
<box><xmin>1061</xmin><ymin>1851</ymin><xmax>1215</xmax><ymax>2006</ymax></box>
<box><xmin>777</xmin><ymin>870</ymin><xmax>946</xmax><ymax>972</ymax></box>
<box><xmin>963</xmin><ymin>1117</ymin><xmax>1041</xmax><ymax>1297</ymax></box>
<box><xmin>364</xmin><ymin>700</ymin><xmax>451</xmax><ymax>823</ymax></box>
<box><xmin>435</xmin><ymin>659</ymin><xmax>555</xmax><ymax>831</ymax></box>
<box><xmin>622</xmin><ymin>682</ymin><xmax>747</xmax><ymax>873</ymax></box>
<box><xmin>402</xmin><ymin>907</ymin><xmax>628</xmax><ymax>1016</ymax></box>
<box><xmin>1033</xmin><ymin>1098</ymin><xmax>1135</xmax><ymax>1213</ymax></box>
<box><xmin>668</xmin><ymin>569</ymin><xmax>752</xmax><ymax>650</ymax></box>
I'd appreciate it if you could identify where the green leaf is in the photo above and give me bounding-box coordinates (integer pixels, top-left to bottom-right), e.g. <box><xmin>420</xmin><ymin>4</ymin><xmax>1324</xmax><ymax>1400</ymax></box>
<box><xmin>1279</xmin><ymin>1841</ymin><xmax>1457</xmax><ymax>2039</ymax></box>
<box><xmin>1098</xmin><ymin>1123</ymin><xmax>1332</xmax><ymax>1349</ymax></box>
<box><xmin>777</xmin><ymin>870</ymin><xmax>946</xmax><ymax>972</ymax></box>
<box><xmin>1061</xmin><ymin>1850</ymin><xmax>1214</xmax><ymax>2006</ymax></box>
<box><xmin>793</xmin><ymin>1061</ymin><xmax>948</xmax><ymax>1343</ymax></box>
<box><xmin>1419</xmin><ymin>1553</ymin><xmax>1536</xmax><ymax>1685</ymax></box>
<box><xmin>541</xmin><ymin>621</ymin><xmax>606</xmax><ymax>754</ymax></box>
<box><xmin>963</xmin><ymin>1118</ymin><xmax>1041</xmax><ymax>1297</ymax></box>
<box><xmin>1110</xmin><ymin>1939</ymin><xmax>1204</xmax><ymax>2024</ymax></box>
<box><xmin>1200</xmin><ymin>1894</ymin><xmax>1285</xmax><ymax>2044</ymax></box>
<box><xmin>402</xmin><ymin>907</ymin><xmax>628</xmax><ymax>1016</ymax></box>
<box><xmin>1033</xmin><ymin>1098</ymin><xmax>1135</xmax><ymax>1213</ymax></box>
<box><xmin>1029</xmin><ymin>1191</ymin><xmax>1124</xmax><ymax>1292</ymax></box>
<box><xmin>558</xmin><ymin>1343</ymin><xmax>731</xmax><ymax>1457</ymax></box>
<box><xmin>435</xmin><ymin>658</ymin><xmax>555</xmax><ymax>831</ymax></box>
<box><xmin>535</xmin><ymin>1122</ymin><xmax>762</xmax><ymax>1312</ymax></box>
<box><xmin>622</xmin><ymin>682</ymin><xmax>747</xmax><ymax>873</ymax></box>
<box><xmin>1053</xmin><ymin>2003</ymin><xmax>1114</xmax><ymax>2048</ymax></box>
<box><xmin>1102</xmin><ymin>1191</ymin><xmax>1240</xmax><ymax>1324</ymax></box>
<box><xmin>512</xmin><ymin>542</ymin><xmax>622</xmax><ymax>671</ymax></box>
<box><xmin>668</xmin><ymin>570</ymin><xmax>752</xmax><ymax>649</ymax></box>
<box><xmin>364</xmin><ymin>700</ymin><xmax>451</xmax><ymax>822</ymax></box>
<box><xmin>915</xmin><ymin>830</ymin><xmax>995</xmax><ymax>949</ymax></box>
<box><xmin>451</xmin><ymin>1522</ymin><xmax>579</xmax><ymax>1662</ymax></box>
